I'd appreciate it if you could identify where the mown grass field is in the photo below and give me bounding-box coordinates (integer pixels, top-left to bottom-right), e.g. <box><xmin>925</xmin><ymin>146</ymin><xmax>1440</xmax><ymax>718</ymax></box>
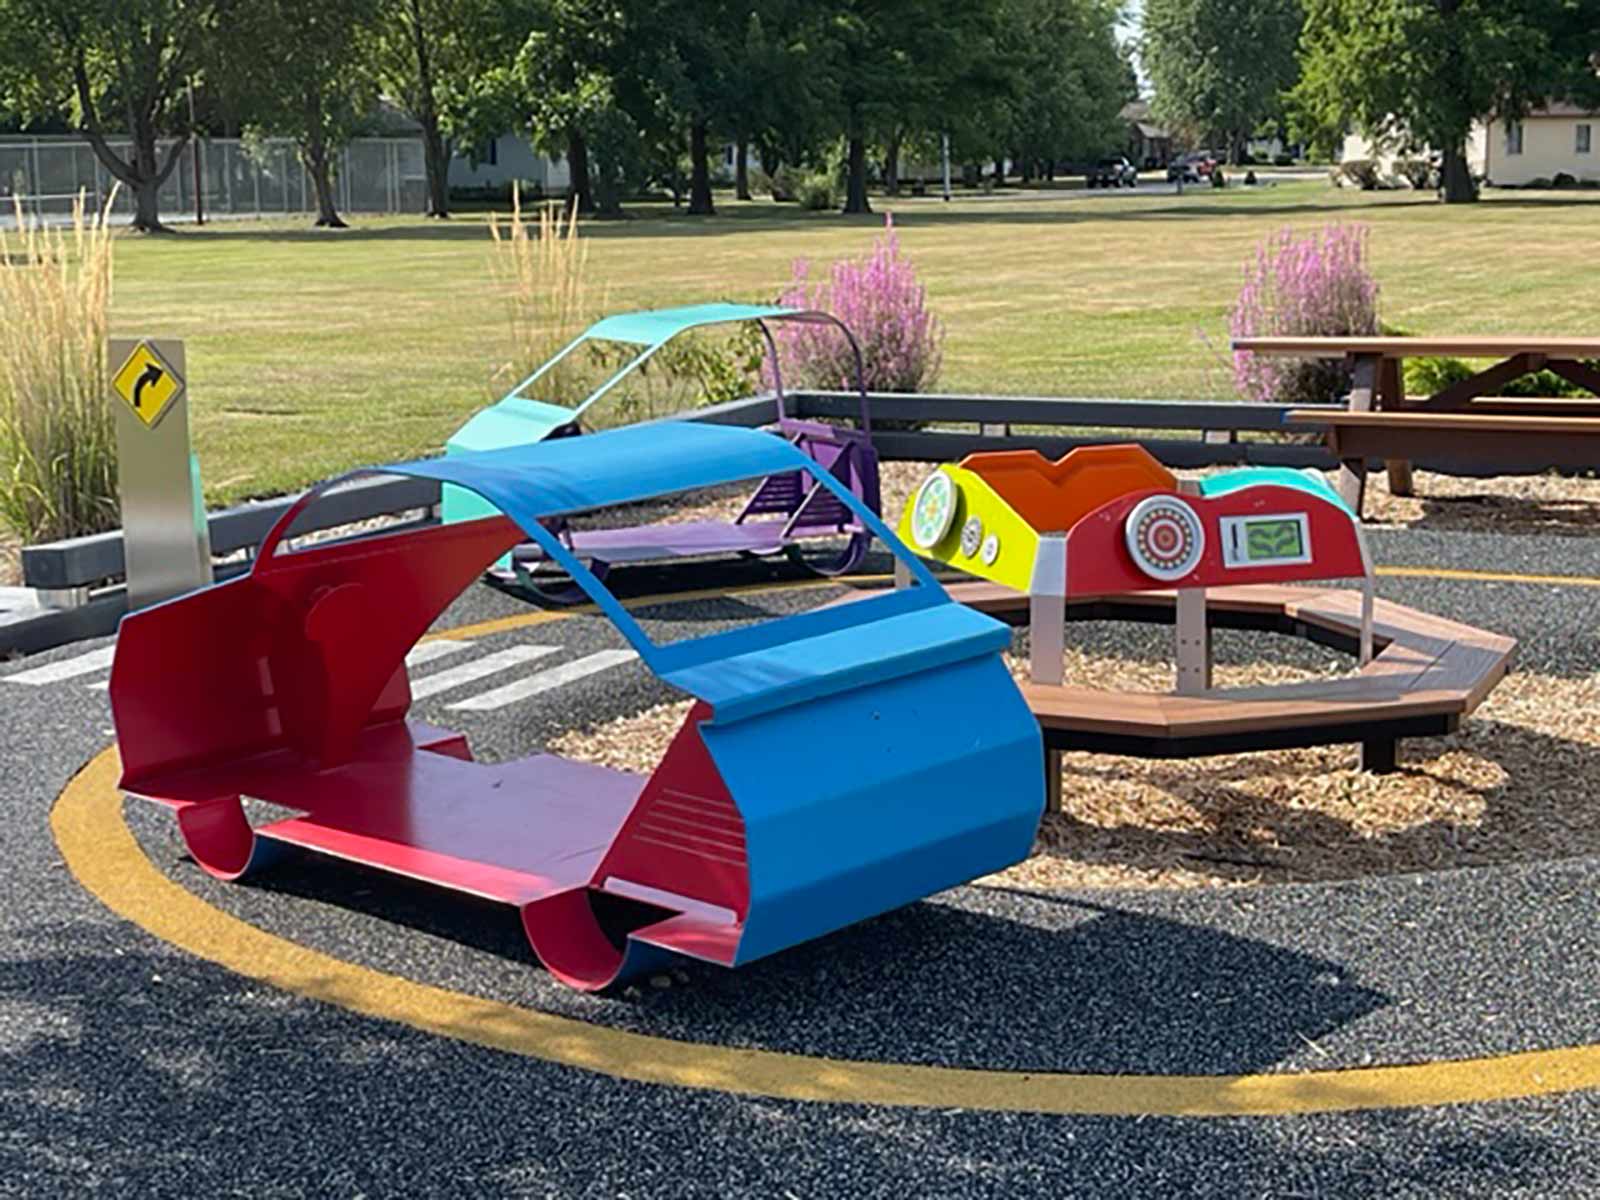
<box><xmin>107</xmin><ymin>180</ymin><xmax>1600</xmax><ymax>504</ymax></box>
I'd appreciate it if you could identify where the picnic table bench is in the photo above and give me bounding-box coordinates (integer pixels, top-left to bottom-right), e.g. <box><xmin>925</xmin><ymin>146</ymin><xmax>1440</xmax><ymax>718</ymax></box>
<box><xmin>1231</xmin><ymin>336</ymin><xmax>1600</xmax><ymax>518</ymax></box>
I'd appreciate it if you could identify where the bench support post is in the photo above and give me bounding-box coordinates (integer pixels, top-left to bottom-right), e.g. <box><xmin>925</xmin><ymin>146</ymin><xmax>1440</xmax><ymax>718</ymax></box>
<box><xmin>1174</xmin><ymin>586</ymin><xmax>1211</xmax><ymax>695</ymax></box>
<box><xmin>1379</xmin><ymin>356</ymin><xmax>1414</xmax><ymax>497</ymax></box>
<box><xmin>1044</xmin><ymin>747</ymin><xmax>1063</xmax><ymax>813</ymax></box>
<box><xmin>1359</xmin><ymin>738</ymin><xmax>1397</xmax><ymax>774</ymax></box>
<box><xmin>1028</xmin><ymin>536</ymin><xmax>1068</xmax><ymax>687</ymax></box>
<box><xmin>1336</xmin><ymin>355</ymin><xmax>1379</xmax><ymax>517</ymax></box>
<box><xmin>1029</xmin><ymin>591</ymin><xmax>1065</xmax><ymax>686</ymax></box>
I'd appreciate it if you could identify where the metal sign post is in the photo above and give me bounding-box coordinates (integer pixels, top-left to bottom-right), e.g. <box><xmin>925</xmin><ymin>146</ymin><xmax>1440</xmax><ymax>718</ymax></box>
<box><xmin>109</xmin><ymin>337</ymin><xmax>213</xmax><ymax>609</ymax></box>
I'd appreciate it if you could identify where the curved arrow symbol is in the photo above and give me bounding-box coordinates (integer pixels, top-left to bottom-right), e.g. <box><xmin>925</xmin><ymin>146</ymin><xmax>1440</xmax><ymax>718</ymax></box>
<box><xmin>132</xmin><ymin>363</ymin><xmax>164</xmax><ymax>411</ymax></box>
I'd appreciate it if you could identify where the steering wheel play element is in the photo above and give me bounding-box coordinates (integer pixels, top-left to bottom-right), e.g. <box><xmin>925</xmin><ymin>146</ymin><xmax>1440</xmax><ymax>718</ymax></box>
<box><xmin>1124</xmin><ymin>494</ymin><xmax>1205</xmax><ymax>581</ymax></box>
<box><xmin>909</xmin><ymin>471</ymin><xmax>958</xmax><ymax>550</ymax></box>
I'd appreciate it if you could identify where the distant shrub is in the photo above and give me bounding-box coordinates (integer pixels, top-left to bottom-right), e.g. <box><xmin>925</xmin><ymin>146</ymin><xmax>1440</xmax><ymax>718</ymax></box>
<box><xmin>1394</xmin><ymin>158</ymin><xmax>1435</xmax><ymax>190</ymax></box>
<box><xmin>1273</xmin><ymin>152</ymin><xmax>1295</xmax><ymax>166</ymax></box>
<box><xmin>1230</xmin><ymin>223</ymin><xmax>1380</xmax><ymax>405</ymax></box>
<box><xmin>1525</xmin><ymin>176</ymin><xmax>1555</xmax><ymax>189</ymax></box>
<box><xmin>746</xmin><ymin>166</ymin><xmax>772</xmax><ymax>197</ymax></box>
<box><xmin>770</xmin><ymin>165</ymin><xmax>802</xmax><ymax>202</ymax></box>
<box><xmin>1407</xmin><ymin>354</ymin><xmax>1599</xmax><ymax>399</ymax></box>
<box><xmin>773</xmin><ymin>213</ymin><xmax>944</xmax><ymax>394</ymax></box>
<box><xmin>589</xmin><ymin>323</ymin><xmax>766</xmax><ymax>424</ymax></box>
<box><xmin>796</xmin><ymin>171</ymin><xmax>838</xmax><ymax>211</ymax></box>
<box><xmin>1553</xmin><ymin>172</ymin><xmax>1578</xmax><ymax>189</ymax></box>
<box><xmin>1331</xmin><ymin>159</ymin><xmax>1379</xmax><ymax>189</ymax></box>
<box><xmin>1403</xmin><ymin>355</ymin><xmax>1474</xmax><ymax>397</ymax></box>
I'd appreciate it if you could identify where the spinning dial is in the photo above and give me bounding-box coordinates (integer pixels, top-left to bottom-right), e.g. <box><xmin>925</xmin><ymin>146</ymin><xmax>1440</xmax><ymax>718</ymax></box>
<box><xmin>1124</xmin><ymin>495</ymin><xmax>1205</xmax><ymax>581</ymax></box>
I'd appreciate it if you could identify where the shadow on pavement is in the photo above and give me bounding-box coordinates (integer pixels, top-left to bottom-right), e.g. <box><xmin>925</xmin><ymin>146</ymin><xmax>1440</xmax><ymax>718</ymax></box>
<box><xmin>203</xmin><ymin>843</ymin><xmax>1386</xmax><ymax>1076</ymax></box>
<box><xmin>0</xmin><ymin>937</ymin><xmax>1583</xmax><ymax>1197</ymax></box>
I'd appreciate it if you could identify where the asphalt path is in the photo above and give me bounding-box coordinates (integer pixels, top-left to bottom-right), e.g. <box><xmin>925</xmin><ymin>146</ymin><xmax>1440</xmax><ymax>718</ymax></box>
<box><xmin>3</xmin><ymin>523</ymin><xmax>1600</xmax><ymax>1196</ymax></box>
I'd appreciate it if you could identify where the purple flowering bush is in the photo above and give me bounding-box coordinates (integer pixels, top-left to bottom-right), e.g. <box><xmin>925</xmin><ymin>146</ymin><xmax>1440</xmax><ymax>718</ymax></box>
<box><xmin>772</xmin><ymin>214</ymin><xmax>944</xmax><ymax>394</ymax></box>
<box><xmin>1230</xmin><ymin>224</ymin><xmax>1380</xmax><ymax>405</ymax></box>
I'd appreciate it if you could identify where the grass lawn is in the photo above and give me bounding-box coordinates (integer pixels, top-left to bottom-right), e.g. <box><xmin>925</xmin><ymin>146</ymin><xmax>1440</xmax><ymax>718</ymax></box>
<box><xmin>108</xmin><ymin>180</ymin><xmax>1600</xmax><ymax>505</ymax></box>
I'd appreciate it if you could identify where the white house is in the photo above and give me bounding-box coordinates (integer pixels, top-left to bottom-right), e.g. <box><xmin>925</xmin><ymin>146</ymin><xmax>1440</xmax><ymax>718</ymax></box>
<box><xmin>1341</xmin><ymin>102</ymin><xmax>1599</xmax><ymax>186</ymax></box>
<box><xmin>1470</xmin><ymin>103</ymin><xmax>1598</xmax><ymax>186</ymax></box>
<box><xmin>449</xmin><ymin>132</ymin><xmax>570</xmax><ymax>194</ymax></box>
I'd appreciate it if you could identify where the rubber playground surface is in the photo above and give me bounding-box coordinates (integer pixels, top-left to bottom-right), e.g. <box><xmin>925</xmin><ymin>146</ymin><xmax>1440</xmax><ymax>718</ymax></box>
<box><xmin>5</xmin><ymin>522</ymin><xmax>1600</xmax><ymax>1196</ymax></box>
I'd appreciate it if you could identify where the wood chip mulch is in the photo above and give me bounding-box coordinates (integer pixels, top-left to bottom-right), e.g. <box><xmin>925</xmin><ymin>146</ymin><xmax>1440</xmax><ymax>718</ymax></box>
<box><xmin>549</xmin><ymin>661</ymin><xmax>1600</xmax><ymax>893</ymax></box>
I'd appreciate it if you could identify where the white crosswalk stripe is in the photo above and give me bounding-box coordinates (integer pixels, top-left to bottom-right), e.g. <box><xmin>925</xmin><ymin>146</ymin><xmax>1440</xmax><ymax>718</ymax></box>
<box><xmin>2</xmin><ymin>645</ymin><xmax>115</xmax><ymax>686</ymax></box>
<box><xmin>409</xmin><ymin>645</ymin><xmax>559</xmax><ymax>699</ymax></box>
<box><xmin>447</xmin><ymin>649</ymin><xmax>638</xmax><ymax>712</ymax></box>
<box><xmin>77</xmin><ymin>640</ymin><xmax>476</xmax><ymax>693</ymax></box>
<box><xmin>405</xmin><ymin>638</ymin><xmax>475</xmax><ymax>667</ymax></box>
<box><xmin>11</xmin><ymin>636</ymin><xmax>634</xmax><ymax>716</ymax></box>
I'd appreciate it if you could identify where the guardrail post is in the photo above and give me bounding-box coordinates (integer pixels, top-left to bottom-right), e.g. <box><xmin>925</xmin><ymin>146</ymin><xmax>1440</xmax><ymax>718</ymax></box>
<box><xmin>108</xmin><ymin>337</ymin><xmax>213</xmax><ymax>609</ymax></box>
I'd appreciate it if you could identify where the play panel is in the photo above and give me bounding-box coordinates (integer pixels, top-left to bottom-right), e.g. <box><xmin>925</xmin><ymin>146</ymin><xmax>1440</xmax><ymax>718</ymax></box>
<box><xmin>895</xmin><ymin>446</ymin><xmax>1514</xmax><ymax>778</ymax></box>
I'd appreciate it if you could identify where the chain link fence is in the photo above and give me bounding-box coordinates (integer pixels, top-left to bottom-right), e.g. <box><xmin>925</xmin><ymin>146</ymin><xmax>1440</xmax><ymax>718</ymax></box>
<box><xmin>0</xmin><ymin>136</ymin><xmax>428</xmax><ymax>223</ymax></box>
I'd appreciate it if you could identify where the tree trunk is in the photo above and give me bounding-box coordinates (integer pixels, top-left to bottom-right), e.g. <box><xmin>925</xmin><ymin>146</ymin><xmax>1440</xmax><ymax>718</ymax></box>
<box><xmin>735</xmin><ymin>139</ymin><xmax>751</xmax><ymax>200</ymax></box>
<box><xmin>405</xmin><ymin>0</ymin><xmax>450</xmax><ymax>218</ymax></box>
<box><xmin>130</xmin><ymin>181</ymin><xmax>164</xmax><ymax>232</ymax></box>
<box><xmin>1440</xmin><ymin>142</ymin><xmax>1478</xmax><ymax>203</ymax></box>
<box><xmin>302</xmin><ymin>143</ymin><xmax>346</xmax><ymax>228</ymax></box>
<box><xmin>419</xmin><ymin>116</ymin><xmax>450</xmax><ymax>218</ymax></box>
<box><xmin>70</xmin><ymin>50</ymin><xmax>184</xmax><ymax>231</ymax></box>
<box><xmin>300</xmin><ymin>94</ymin><xmax>347</xmax><ymax>228</ymax></box>
<box><xmin>884</xmin><ymin>133</ymin><xmax>901</xmax><ymax>196</ymax></box>
<box><xmin>115</xmin><ymin>121</ymin><xmax>187</xmax><ymax>232</ymax></box>
<box><xmin>844</xmin><ymin>134</ymin><xmax>871</xmax><ymax>214</ymax></box>
<box><xmin>688</xmin><ymin>121</ymin><xmax>715</xmax><ymax>215</ymax></box>
<box><xmin>567</xmin><ymin>130</ymin><xmax>593</xmax><ymax>214</ymax></box>
<box><xmin>991</xmin><ymin>156</ymin><xmax>1005</xmax><ymax>185</ymax></box>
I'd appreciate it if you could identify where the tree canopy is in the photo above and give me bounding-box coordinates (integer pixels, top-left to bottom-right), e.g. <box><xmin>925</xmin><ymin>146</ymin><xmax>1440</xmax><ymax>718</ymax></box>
<box><xmin>0</xmin><ymin>0</ymin><xmax>219</xmax><ymax>229</ymax></box>
<box><xmin>1141</xmin><ymin>0</ymin><xmax>1304</xmax><ymax>163</ymax></box>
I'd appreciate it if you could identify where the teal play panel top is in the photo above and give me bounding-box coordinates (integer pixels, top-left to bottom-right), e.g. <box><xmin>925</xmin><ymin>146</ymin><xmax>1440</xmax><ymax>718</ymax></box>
<box><xmin>1200</xmin><ymin>466</ymin><xmax>1353</xmax><ymax>518</ymax></box>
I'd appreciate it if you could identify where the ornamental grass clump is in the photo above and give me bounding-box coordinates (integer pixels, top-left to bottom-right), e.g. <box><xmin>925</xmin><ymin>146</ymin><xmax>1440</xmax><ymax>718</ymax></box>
<box><xmin>0</xmin><ymin>194</ymin><xmax>120</xmax><ymax>544</ymax></box>
<box><xmin>1230</xmin><ymin>224</ymin><xmax>1380</xmax><ymax>405</ymax></box>
<box><xmin>489</xmin><ymin>186</ymin><xmax>592</xmax><ymax>403</ymax></box>
<box><xmin>773</xmin><ymin>213</ymin><xmax>944</xmax><ymax>394</ymax></box>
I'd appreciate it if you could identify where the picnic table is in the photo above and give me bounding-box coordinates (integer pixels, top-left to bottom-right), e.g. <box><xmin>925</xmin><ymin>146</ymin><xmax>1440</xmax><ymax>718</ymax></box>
<box><xmin>1230</xmin><ymin>335</ymin><xmax>1600</xmax><ymax>517</ymax></box>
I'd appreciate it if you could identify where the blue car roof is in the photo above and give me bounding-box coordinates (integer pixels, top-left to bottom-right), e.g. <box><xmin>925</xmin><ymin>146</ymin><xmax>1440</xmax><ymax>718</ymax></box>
<box><xmin>367</xmin><ymin>423</ymin><xmax>1005</xmax><ymax>724</ymax></box>
<box><xmin>389</xmin><ymin>421</ymin><xmax>806</xmax><ymax>518</ymax></box>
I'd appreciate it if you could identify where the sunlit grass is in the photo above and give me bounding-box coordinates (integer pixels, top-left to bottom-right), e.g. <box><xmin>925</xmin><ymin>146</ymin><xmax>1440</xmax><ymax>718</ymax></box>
<box><xmin>106</xmin><ymin>181</ymin><xmax>1600</xmax><ymax>504</ymax></box>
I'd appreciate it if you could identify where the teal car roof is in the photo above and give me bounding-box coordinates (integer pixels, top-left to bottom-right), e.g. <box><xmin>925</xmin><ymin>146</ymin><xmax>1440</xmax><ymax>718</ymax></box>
<box><xmin>584</xmin><ymin>303</ymin><xmax>813</xmax><ymax>349</ymax></box>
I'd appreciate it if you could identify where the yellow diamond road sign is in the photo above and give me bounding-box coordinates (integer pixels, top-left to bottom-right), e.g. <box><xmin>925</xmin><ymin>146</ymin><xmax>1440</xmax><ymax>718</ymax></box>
<box><xmin>111</xmin><ymin>341</ymin><xmax>185</xmax><ymax>429</ymax></box>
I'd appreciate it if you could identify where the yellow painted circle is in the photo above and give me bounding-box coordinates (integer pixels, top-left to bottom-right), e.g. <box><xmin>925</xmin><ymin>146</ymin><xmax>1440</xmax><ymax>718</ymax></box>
<box><xmin>52</xmin><ymin>746</ymin><xmax>1600</xmax><ymax>1117</ymax></box>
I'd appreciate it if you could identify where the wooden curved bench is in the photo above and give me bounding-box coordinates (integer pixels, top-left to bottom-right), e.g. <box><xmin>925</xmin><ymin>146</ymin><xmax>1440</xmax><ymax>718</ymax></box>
<box><xmin>944</xmin><ymin>581</ymin><xmax>1516</xmax><ymax>792</ymax></box>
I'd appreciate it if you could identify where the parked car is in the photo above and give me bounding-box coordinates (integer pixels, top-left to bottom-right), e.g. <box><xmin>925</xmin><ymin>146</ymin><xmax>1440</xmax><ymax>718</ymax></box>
<box><xmin>1167</xmin><ymin>152</ymin><xmax>1216</xmax><ymax>183</ymax></box>
<box><xmin>1087</xmin><ymin>156</ymin><xmax>1139</xmax><ymax>188</ymax></box>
